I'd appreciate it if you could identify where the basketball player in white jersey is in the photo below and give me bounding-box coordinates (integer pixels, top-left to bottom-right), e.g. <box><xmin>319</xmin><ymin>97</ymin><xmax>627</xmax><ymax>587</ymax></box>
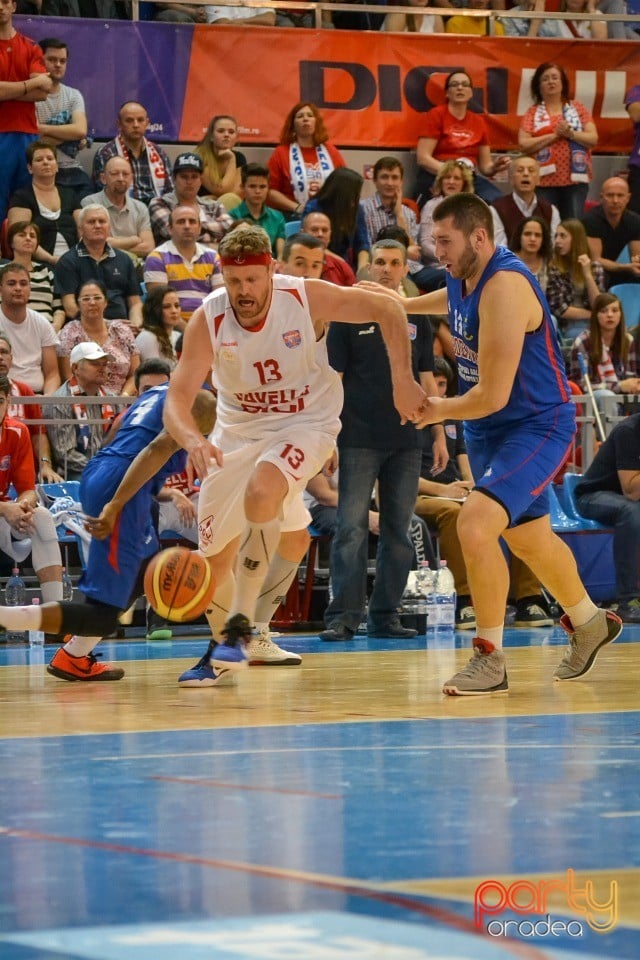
<box><xmin>164</xmin><ymin>224</ymin><xmax>427</xmax><ymax>686</ymax></box>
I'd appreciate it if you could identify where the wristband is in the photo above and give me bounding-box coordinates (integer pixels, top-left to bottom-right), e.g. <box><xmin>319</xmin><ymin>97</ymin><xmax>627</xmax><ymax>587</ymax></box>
<box><xmin>40</xmin><ymin>457</ymin><xmax>50</xmax><ymax>464</ymax></box>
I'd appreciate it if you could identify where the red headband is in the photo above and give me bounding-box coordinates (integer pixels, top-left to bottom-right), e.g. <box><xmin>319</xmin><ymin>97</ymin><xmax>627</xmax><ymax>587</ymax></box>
<box><xmin>219</xmin><ymin>252</ymin><xmax>273</xmax><ymax>268</ymax></box>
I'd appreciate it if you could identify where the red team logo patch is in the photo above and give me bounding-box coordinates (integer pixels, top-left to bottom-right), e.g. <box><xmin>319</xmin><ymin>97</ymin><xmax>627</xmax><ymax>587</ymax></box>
<box><xmin>198</xmin><ymin>514</ymin><xmax>215</xmax><ymax>547</ymax></box>
<box><xmin>282</xmin><ymin>330</ymin><xmax>302</xmax><ymax>349</ymax></box>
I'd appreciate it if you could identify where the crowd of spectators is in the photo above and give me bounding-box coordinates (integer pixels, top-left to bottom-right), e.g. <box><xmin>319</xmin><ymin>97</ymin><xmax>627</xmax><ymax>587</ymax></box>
<box><xmin>1</xmin><ymin>5</ymin><xmax>640</xmax><ymax>618</ymax></box>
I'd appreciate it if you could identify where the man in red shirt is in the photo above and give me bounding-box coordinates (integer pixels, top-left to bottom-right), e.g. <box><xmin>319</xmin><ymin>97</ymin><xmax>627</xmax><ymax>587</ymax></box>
<box><xmin>0</xmin><ymin>373</ymin><xmax>63</xmax><ymax>603</ymax></box>
<box><xmin>0</xmin><ymin>0</ymin><xmax>52</xmax><ymax>222</ymax></box>
<box><xmin>301</xmin><ymin>211</ymin><xmax>356</xmax><ymax>286</ymax></box>
<box><xmin>0</xmin><ymin>333</ymin><xmax>61</xmax><ymax>482</ymax></box>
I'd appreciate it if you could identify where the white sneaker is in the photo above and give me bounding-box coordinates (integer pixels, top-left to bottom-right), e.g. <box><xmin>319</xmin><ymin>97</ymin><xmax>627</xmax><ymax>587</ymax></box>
<box><xmin>245</xmin><ymin>627</ymin><xmax>302</xmax><ymax>666</ymax></box>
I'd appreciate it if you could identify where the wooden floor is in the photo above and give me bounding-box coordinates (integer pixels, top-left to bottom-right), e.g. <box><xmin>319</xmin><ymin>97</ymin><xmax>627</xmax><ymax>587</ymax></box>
<box><xmin>0</xmin><ymin>627</ymin><xmax>638</xmax><ymax>959</ymax></box>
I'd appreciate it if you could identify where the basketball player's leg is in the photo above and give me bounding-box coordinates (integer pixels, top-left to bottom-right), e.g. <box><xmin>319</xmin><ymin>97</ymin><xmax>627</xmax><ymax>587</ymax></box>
<box><xmin>446</xmin><ymin>421</ymin><xmax>621</xmax><ymax>695</ymax></box>
<box><xmin>227</xmin><ymin>429</ymin><xmax>335</xmax><ymax>643</ymax></box>
<box><xmin>503</xmin><ymin>517</ymin><xmax>622</xmax><ymax>681</ymax></box>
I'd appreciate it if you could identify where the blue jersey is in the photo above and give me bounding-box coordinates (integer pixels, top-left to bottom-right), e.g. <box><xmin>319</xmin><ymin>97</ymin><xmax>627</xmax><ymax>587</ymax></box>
<box><xmin>95</xmin><ymin>383</ymin><xmax>186</xmax><ymax>495</ymax></box>
<box><xmin>447</xmin><ymin>246</ymin><xmax>572</xmax><ymax>440</ymax></box>
<box><xmin>79</xmin><ymin>384</ymin><xmax>187</xmax><ymax>608</ymax></box>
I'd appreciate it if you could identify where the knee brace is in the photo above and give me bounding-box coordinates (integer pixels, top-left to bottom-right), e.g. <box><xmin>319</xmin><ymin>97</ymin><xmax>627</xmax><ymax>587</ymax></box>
<box><xmin>60</xmin><ymin>598</ymin><xmax>121</xmax><ymax>637</ymax></box>
<box><xmin>29</xmin><ymin>505</ymin><xmax>63</xmax><ymax>572</ymax></box>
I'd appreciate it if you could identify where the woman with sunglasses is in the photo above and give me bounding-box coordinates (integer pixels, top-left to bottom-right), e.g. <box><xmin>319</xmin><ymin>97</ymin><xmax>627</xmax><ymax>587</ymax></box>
<box><xmin>415</xmin><ymin>70</ymin><xmax>510</xmax><ymax>208</ymax></box>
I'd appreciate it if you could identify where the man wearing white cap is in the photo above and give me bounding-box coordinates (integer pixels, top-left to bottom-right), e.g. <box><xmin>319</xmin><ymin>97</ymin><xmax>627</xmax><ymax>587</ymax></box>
<box><xmin>47</xmin><ymin>341</ymin><xmax>116</xmax><ymax>481</ymax></box>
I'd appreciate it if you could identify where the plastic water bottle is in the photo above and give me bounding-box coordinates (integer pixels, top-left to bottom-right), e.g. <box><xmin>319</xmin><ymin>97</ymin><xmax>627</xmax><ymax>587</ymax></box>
<box><xmin>5</xmin><ymin>567</ymin><xmax>27</xmax><ymax>643</ymax></box>
<box><xmin>434</xmin><ymin>560</ymin><xmax>456</xmax><ymax>634</ymax></box>
<box><xmin>28</xmin><ymin>598</ymin><xmax>45</xmax><ymax>647</ymax></box>
<box><xmin>61</xmin><ymin>567</ymin><xmax>74</xmax><ymax>602</ymax></box>
<box><xmin>416</xmin><ymin>562</ymin><xmax>434</xmax><ymax>636</ymax></box>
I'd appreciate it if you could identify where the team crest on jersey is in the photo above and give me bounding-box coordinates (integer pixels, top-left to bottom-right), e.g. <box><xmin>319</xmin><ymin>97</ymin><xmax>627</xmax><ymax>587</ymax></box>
<box><xmin>283</xmin><ymin>330</ymin><xmax>302</xmax><ymax>349</ymax></box>
<box><xmin>198</xmin><ymin>514</ymin><xmax>215</xmax><ymax>546</ymax></box>
<box><xmin>0</xmin><ymin>456</ymin><xmax>10</xmax><ymax>470</ymax></box>
<box><xmin>408</xmin><ymin>323</ymin><xmax>417</xmax><ymax>340</ymax></box>
<box><xmin>445</xmin><ymin>424</ymin><xmax>458</xmax><ymax>440</ymax></box>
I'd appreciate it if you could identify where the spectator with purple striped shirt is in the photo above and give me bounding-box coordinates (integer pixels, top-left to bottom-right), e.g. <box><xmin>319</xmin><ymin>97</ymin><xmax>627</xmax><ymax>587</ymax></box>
<box><xmin>143</xmin><ymin>205</ymin><xmax>223</xmax><ymax>326</ymax></box>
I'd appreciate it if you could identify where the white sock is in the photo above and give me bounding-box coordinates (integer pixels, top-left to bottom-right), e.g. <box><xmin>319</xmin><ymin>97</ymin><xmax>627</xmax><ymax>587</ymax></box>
<box><xmin>477</xmin><ymin>625</ymin><xmax>504</xmax><ymax>650</ymax></box>
<box><xmin>205</xmin><ymin>573</ymin><xmax>235</xmax><ymax>644</ymax></box>
<box><xmin>40</xmin><ymin>581</ymin><xmax>63</xmax><ymax>604</ymax></box>
<box><xmin>63</xmin><ymin>635</ymin><xmax>101</xmax><ymax>657</ymax></box>
<box><xmin>232</xmin><ymin>517</ymin><xmax>281</xmax><ymax>622</ymax></box>
<box><xmin>563</xmin><ymin>595</ymin><xmax>599</xmax><ymax>628</ymax></box>
<box><xmin>1</xmin><ymin>605</ymin><xmax>41</xmax><ymax>631</ymax></box>
<box><xmin>253</xmin><ymin>553</ymin><xmax>299</xmax><ymax>628</ymax></box>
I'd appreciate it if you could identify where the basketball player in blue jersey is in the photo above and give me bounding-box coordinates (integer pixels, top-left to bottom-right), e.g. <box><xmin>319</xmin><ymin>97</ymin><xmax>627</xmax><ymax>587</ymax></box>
<box><xmin>0</xmin><ymin>383</ymin><xmax>217</xmax><ymax>681</ymax></box>
<box><xmin>363</xmin><ymin>193</ymin><xmax>622</xmax><ymax>695</ymax></box>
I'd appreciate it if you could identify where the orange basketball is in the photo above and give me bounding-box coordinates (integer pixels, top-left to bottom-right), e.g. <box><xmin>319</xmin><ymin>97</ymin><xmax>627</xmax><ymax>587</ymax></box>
<box><xmin>144</xmin><ymin>547</ymin><xmax>215</xmax><ymax>623</ymax></box>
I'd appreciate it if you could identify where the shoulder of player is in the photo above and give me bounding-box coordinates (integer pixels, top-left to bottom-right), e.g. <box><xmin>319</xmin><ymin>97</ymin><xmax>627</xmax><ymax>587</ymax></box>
<box><xmin>481</xmin><ymin>267</ymin><xmax>534</xmax><ymax>300</ymax></box>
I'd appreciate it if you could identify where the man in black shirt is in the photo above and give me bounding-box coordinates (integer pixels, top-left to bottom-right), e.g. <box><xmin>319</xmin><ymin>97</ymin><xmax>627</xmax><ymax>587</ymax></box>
<box><xmin>319</xmin><ymin>240</ymin><xmax>447</xmax><ymax>641</ymax></box>
<box><xmin>581</xmin><ymin>177</ymin><xmax>640</xmax><ymax>288</ymax></box>
<box><xmin>575</xmin><ymin>413</ymin><xmax>640</xmax><ymax>622</ymax></box>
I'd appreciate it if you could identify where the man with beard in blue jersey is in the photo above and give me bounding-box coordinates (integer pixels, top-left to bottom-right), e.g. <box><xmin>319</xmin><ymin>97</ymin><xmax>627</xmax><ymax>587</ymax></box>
<box><xmin>361</xmin><ymin>193</ymin><xmax>622</xmax><ymax>695</ymax></box>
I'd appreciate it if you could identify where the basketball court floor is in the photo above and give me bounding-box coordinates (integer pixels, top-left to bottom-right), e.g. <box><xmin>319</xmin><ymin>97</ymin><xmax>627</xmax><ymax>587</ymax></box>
<box><xmin>0</xmin><ymin>622</ymin><xmax>638</xmax><ymax>959</ymax></box>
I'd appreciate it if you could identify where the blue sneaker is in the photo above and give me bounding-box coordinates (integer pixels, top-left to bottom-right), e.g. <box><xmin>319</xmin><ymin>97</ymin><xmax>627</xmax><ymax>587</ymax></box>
<box><xmin>178</xmin><ymin>645</ymin><xmax>236</xmax><ymax>688</ymax></box>
<box><xmin>211</xmin><ymin>641</ymin><xmax>249</xmax><ymax>673</ymax></box>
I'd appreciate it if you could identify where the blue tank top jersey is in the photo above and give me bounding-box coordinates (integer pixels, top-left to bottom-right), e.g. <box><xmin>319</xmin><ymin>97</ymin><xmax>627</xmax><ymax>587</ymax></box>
<box><xmin>447</xmin><ymin>246</ymin><xmax>572</xmax><ymax>439</ymax></box>
<box><xmin>97</xmin><ymin>384</ymin><xmax>186</xmax><ymax>491</ymax></box>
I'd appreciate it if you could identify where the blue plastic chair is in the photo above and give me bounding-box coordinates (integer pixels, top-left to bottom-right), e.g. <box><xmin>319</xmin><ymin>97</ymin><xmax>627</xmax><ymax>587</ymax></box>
<box><xmin>284</xmin><ymin>220</ymin><xmax>302</xmax><ymax>239</ymax></box>
<box><xmin>551</xmin><ymin>477</ymin><xmax>616</xmax><ymax>601</ymax></box>
<box><xmin>608</xmin><ymin>283</ymin><xmax>640</xmax><ymax>329</ymax></box>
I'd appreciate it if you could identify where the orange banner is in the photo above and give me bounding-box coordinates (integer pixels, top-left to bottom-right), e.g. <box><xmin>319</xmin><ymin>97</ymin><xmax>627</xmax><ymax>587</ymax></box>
<box><xmin>181</xmin><ymin>28</ymin><xmax>639</xmax><ymax>153</ymax></box>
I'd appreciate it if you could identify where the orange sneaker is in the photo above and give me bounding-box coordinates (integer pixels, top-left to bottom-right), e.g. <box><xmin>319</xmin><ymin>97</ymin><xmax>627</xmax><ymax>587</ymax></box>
<box><xmin>47</xmin><ymin>647</ymin><xmax>125</xmax><ymax>682</ymax></box>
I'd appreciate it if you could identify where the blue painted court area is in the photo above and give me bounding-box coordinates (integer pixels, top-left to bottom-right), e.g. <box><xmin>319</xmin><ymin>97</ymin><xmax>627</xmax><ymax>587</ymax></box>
<box><xmin>0</xmin><ymin>625</ymin><xmax>637</xmax><ymax>959</ymax></box>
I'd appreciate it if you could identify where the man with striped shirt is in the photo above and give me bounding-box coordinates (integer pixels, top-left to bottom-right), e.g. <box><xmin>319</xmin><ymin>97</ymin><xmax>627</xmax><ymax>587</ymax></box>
<box><xmin>143</xmin><ymin>205</ymin><xmax>223</xmax><ymax>324</ymax></box>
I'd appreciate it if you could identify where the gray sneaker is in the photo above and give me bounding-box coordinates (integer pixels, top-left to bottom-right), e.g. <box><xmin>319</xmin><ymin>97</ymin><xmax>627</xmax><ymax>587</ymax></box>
<box><xmin>553</xmin><ymin>609</ymin><xmax>622</xmax><ymax>681</ymax></box>
<box><xmin>443</xmin><ymin>640</ymin><xmax>508</xmax><ymax>696</ymax></box>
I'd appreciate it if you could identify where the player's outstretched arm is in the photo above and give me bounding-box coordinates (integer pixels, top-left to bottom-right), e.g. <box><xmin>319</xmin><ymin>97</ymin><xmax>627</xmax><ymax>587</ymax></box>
<box><xmin>87</xmin><ymin>431</ymin><xmax>181</xmax><ymax>540</ymax></box>
<box><xmin>358</xmin><ymin>280</ymin><xmax>449</xmax><ymax>317</ymax></box>
<box><xmin>305</xmin><ymin>280</ymin><xmax>427</xmax><ymax>423</ymax></box>
<box><xmin>417</xmin><ymin>272</ymin><xmax>535</xmax><ymax>426</ymax></box>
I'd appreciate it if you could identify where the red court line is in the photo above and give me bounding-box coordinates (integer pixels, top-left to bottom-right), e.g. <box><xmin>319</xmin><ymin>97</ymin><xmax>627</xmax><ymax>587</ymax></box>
<box><xmin>148</xmin><ymin>775</ymin><xmax>342</xmax><ymax>800</ymax></box>
<box><xmin>0</xmin><ymin>826</ymin><xmax>553</xmax><ymax>960</ymax></box>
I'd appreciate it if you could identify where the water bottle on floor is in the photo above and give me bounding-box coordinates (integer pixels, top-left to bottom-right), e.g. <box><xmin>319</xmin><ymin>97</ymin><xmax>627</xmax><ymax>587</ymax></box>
<box><xmin>434</xmin><ymin>560</ymin><xmax>456</xmax><ymax>636</ymax></box>
<box><xmin>28</xmin><ymin>598</ymin><xmax>45</xmax><ymax>647</ymax></box>
<box><xmin>416</xmin><ymin>561</ymin><xmax>434</xmax><ymax>636</ymax></box>
<box><xmin>61</xmin><ymin>567</ymin><xmax>74</xmax><ymax>602</ymax></box>
<box><xmin>5</xmin><ymin>567</ymin><xmax>27</xmax><ymax>643</ymax></box>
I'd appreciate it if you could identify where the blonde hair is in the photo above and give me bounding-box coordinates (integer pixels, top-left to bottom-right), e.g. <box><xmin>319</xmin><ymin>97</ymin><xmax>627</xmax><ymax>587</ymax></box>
<box><xmin>434</xmin><ymin>160</ymin><xmax>474</xmax><ymax>196</ymax></box>
<box><xmin>218</xmin><ymin>224</ymin><xmax>272</xmax><ymax>259</ymax></box>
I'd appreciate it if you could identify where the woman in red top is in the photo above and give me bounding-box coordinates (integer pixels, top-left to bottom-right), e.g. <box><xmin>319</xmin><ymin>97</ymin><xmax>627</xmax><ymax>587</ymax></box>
<box><xmin>267</xmin><ymin>101</ymin><xmax>346</xmax><ymax>218</ymax></box>
<box><xmin>415</xmin><ymin>70</ymin><xmax>510</xmax><ymax>208</ymax></box>
<box><xmin>518</xmin><ymin>62</ymin><xmax>598</xmax><ymax>222</ymax></box>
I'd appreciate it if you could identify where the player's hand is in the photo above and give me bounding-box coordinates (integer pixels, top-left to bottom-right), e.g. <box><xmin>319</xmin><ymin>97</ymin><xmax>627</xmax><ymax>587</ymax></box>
<box><xmin>186</xmin><ymin>438</ymin><xmax>223</xmax><ymax>487</ymax></box>
<box><xmin>85</xmin><ymin>503</ymin><xmax>118</xmax><ymax>539</ymax></box>
<box><xmin>394</xmin><ymin>381</ymin><xmax>429</xmax><ymax>425</ymax></box>
<box><xmin>414</xmin><ymin>395</ymin><xmax>446</xmax><ymax>428</ymax></box>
